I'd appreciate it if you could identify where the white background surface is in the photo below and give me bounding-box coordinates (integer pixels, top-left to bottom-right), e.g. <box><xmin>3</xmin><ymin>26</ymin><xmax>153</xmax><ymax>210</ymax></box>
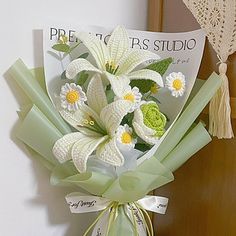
<box><xmin>0</xmin><ymin>1</ymin><xmax>148</xmax><ymax>235</ymax></box>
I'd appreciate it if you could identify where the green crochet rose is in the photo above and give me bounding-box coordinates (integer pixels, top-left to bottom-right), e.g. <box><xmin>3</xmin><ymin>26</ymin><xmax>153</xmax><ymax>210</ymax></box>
<box><xmin>140</xmin><ymin>102</ymin><xmax>166</xmax><ymax>137</ymax></box>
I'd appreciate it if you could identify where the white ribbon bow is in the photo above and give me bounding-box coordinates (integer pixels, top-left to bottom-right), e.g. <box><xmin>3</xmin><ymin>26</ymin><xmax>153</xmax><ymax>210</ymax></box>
<box><xmin>65</xmin><ymin>193</ymin><xmax>168</xmax><ymax>236</ymax></box>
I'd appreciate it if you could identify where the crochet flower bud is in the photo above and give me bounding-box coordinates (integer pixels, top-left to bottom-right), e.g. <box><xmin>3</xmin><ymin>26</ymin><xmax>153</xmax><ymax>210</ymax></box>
<box><xmin>133</xmin><ymin>101</ymin><xmax>166</xmax><ymax>145</ymax></box>
<box><xmin>141</xmin><ymin>102</ymin><xmax>166</xmax><ymax>137</ymax></box>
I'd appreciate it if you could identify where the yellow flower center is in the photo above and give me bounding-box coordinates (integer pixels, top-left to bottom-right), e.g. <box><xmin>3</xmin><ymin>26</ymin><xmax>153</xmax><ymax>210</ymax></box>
<box><xmin>83</xmin><ymin>119</ymin><xmax>95</xmax><ymax>126</ymax></box>
<box><xmin>59</xmin><ymin>35</ymin><xmax>68</xmax><ymax>44</ymax></box>
<box><xmin>66</xmin><ymin>90</ymin><xmax>80</xmax><ymax>104</ymax></box>
<box><xmin>121</xmin><ymin>132</ymin><xmax>132</xmax><ymax>144</ymax></box>
<box><xmin>150</xmin><ymin>84</ymin><xmax>158</xmax><ymax>94</ymax></box>
<box><xmin>105</xmin><ymin>61</ymin><xmax>119</xmax><ymax>74</ymax></box>
<box><xmin>172</xmin><ymin>79</ymin><xmax>183</xmax><ymax>91</ymax></box>
<box><xmin>110</xmin><ymin>61</ymin><xmax>116</xmax><ymax>69</ymax></box>
<box><xmin>123</xmin><ymin>93</ymin><xmax>135</xmax><ymax>102</ymax></box>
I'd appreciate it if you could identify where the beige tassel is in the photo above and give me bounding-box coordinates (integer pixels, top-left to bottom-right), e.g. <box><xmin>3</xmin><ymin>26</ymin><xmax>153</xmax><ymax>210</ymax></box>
<box><xmin>209</xmin><ymin>62</ymin><xmax>234</xmax><ymax>139</ymax></box>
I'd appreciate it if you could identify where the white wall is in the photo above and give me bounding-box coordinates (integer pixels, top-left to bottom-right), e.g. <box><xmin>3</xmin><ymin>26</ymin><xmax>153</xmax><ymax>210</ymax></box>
<box><xmin>0</xmin><ymin>1</ymin><xmax>147</xmax><ymax>235</ymax></box>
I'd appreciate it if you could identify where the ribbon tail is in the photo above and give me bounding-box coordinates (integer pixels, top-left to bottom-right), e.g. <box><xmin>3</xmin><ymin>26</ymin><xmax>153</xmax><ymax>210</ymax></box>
<box><xmin>124</xmin><ymin>204</ymin><xmax>147</xmax><ymax>236</ymax></box>
<box><xmin>91</xmin><ymin>210</ymin><xmax>110</xmax><ymax>236</ymax></box>
<box><xmin>137</xmin><ymin>195</ymin><xmax>169</xmax><ymax>215</ymax></box>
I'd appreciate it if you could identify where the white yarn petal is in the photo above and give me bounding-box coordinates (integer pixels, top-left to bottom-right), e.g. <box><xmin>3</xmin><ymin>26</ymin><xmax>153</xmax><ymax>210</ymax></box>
<box><xmin>66</xmin><ymin>58</ymin><xmax>101</xmax><ymax>79</ymax></box>
<box><xmin>59</xmin><ymin>108</ymin><xmax>87</xmax><ymax>127</ymax></box>
<box><xmin>128</xmin><ymin>69</ymin><xmax>164</xmax><ymax>87</ymax></box>
<box><xmin>100</xmin><ymin>100</ymin><xmax>132</xmax><ymax>136</ymax></box>
<box><xmin>87</xmin><ymin>74</ymin><xmax>107</xmax><ymax>115</ymax></box>
<box><xmin>117</xmin><ymin>49</ymin><xmax>161</xmax><ymax>75</ymax></box>
<box><xmin>59</xmin><ymin>104</ymin><xmax>105</xmax><ymax>134</ymax></box>
<box><xmin>80</xmin><ymin>104</ymin><xmax>105</xmax><ymax>130</ymax></box>
<box><xmin>71</xmin><ymin>135</ymin><xmax>109</xmax><ymax>173</ymax></box>
<box><xmin>52</xmin><ymin>132</ymin><xmax>85</xmax><ymax>163</ymax></box>
<box><xmin>107</xmin><ymin>25</ymin><xmax>129</xmax><ymax>65</ymax></box>
<box><xmin>75</xmin><ymin>127</ymin><xmax>103</xmax><ymax>137</ymax></box>
<box><xmin>133</xmin><ymin>121</ymin><xmax>158</xmax><ymax>145</ymax></box>
<box><xmin>96</xmin><ymin>137</ymin><xmax>124</xmax><ymax>167</ymax></box>
<box><xmin>75</xmin><ymin>32</ymin><xmax>110</xmax><ymax>70</ymax></box>
<box><xmin>104</xmin><ymin>72</ymin><xmax>130</xmax><ymax>97</ymax></box>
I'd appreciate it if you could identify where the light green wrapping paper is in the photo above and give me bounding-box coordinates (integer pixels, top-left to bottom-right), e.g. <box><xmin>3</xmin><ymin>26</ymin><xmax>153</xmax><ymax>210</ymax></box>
<box><xmin>28</xmin><ymin>149</ymin><xmax>55</xmax><ymax>171</ymax></box>
<box><xmin>102</xmin><ymin>159</ymin><xmax>174</xmax><ymax>202</ymax></box>
<box><xmin>50</xmin><ymin>158</ymin><xmax>173</xmax><ymax>201</ymax></box>
<box><xmin>16</xmin><ymin>105</ymin><xmax>62</xmax><ymax>165</ymax></box>
<box><xmin>64</xmin><ymin>172</ymin><xmax>115</xmax><ymax>196</ymax></box>
<box><xmin>30</xmin><ymin>67</ymin><xmax>47</xmax><ymax>92</ymax></box>
<box><xmin>11</xmin><ymin>64</ymin><xmax>222</xmax><ymax>202</ymax></box>
<box><xmin>9</xmin><ymin>60</ymin><xmax>223</xmax><ymax>235</ymax></box>
<box><xmin>162</xmin><ymin>122</ymin><xmax>211</xmax><ymax>172</ymax></box>
<box><xmin>156</xmin><ymin>72</ymin><xmax>221</xmax><ymax>162</ymax></box>
<box><xmin>9</xmin><ymin>59</ymin><xmax>71</xmax><ymax>135</ymax></box>
<box><xmin>50</xmin><ymin>162</ymin><xmax>78</xmax><ymax>186</ymax></box>
<box><xmin>108</xmin><ymin>206</ymin><xmax>135</xmax><ymax>236</ymax></box>
<box><xmin>49</xmin><ymin>156</ymin><xmax>174</xmax><ymax>202</ymax></box>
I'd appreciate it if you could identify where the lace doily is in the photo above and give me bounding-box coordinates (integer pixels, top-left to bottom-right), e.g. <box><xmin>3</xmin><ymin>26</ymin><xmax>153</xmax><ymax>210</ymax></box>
<box><xmin>183</xmin><ymin>0</ymin><xmax>236</xmax><ymax>139</ymax></box>
<box><xmin>183</xmin><ymin>0</ymin><xmax>236</xmax><ymax>61</ymax></box>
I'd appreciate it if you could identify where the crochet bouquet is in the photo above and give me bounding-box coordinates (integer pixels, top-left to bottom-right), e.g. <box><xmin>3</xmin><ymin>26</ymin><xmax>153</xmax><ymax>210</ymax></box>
<box><xmin>9</xmin><ymin>26</ymin><xmax>221</xmax><ymax>235</ymax></box>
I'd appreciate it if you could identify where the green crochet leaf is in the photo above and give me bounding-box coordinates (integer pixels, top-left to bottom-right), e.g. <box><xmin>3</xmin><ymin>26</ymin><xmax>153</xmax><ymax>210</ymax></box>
<box><xmin>76</xmin><ymin>71</ymin><xmax>89</xmax><ymax>86</ymax></box>
<box><xmin>52</xmin><ymin>44</ymin><xmax>70</xmax><ymax>53</ymax></box>
<box><xmin>60</xmin><ymin>71</ymin><xmax>67</xmax><ymax>80</ymax></box>
<box><xmin>130</xmin><ymin>57</ymin><xmax>173</xmax><ymax>93</ymax></box>
<box><xmin>146</xmin><ymin>57</ymin><xmax>173</xmax><ymax>76</ymax></box>
<box><xmin>78</xmin><ymin>52</ymin><xmax>89</xmax><ymax>59</ymax></box>
<box><xmin>135</xmin><ymin>143</ymin><xmax>151</xmax><ymax>152</ymax></box>
<box><xmin>130</xmin><ymin>79</ymin><xmax>153</xmax><ymax>93</ymax></box>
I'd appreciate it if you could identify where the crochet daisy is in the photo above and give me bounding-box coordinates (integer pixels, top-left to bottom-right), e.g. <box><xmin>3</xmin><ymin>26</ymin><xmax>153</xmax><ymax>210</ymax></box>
<box><xmin>116</xmin><ymin>124</ymin><xmax>137</xmax><ymax>150</ymax></box>
<box><xmin>165</xmin><ymin>72</ymin><xmax>186</xmax><ymax>97</ymax></box>
<box><xmin>116</xmin><ymin>86</ymin><xmax>142</xmax><ymax>113</ymax></box>
<box><xmin>60</xmin><ymin>83</ymin><xmax>87</xmax><ymax>111</ymax></box>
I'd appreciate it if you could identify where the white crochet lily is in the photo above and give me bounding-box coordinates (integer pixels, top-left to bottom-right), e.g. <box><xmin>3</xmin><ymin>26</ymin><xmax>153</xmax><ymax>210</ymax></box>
<box><xmin>53</xmin><ymin>74</ymin><xmax>133</xmax><ymax>173</ymax></box>
<box><xmin>65</xmin><ymin>25</ymin><xmax>164</xmax><ymax>96</ymax></box>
